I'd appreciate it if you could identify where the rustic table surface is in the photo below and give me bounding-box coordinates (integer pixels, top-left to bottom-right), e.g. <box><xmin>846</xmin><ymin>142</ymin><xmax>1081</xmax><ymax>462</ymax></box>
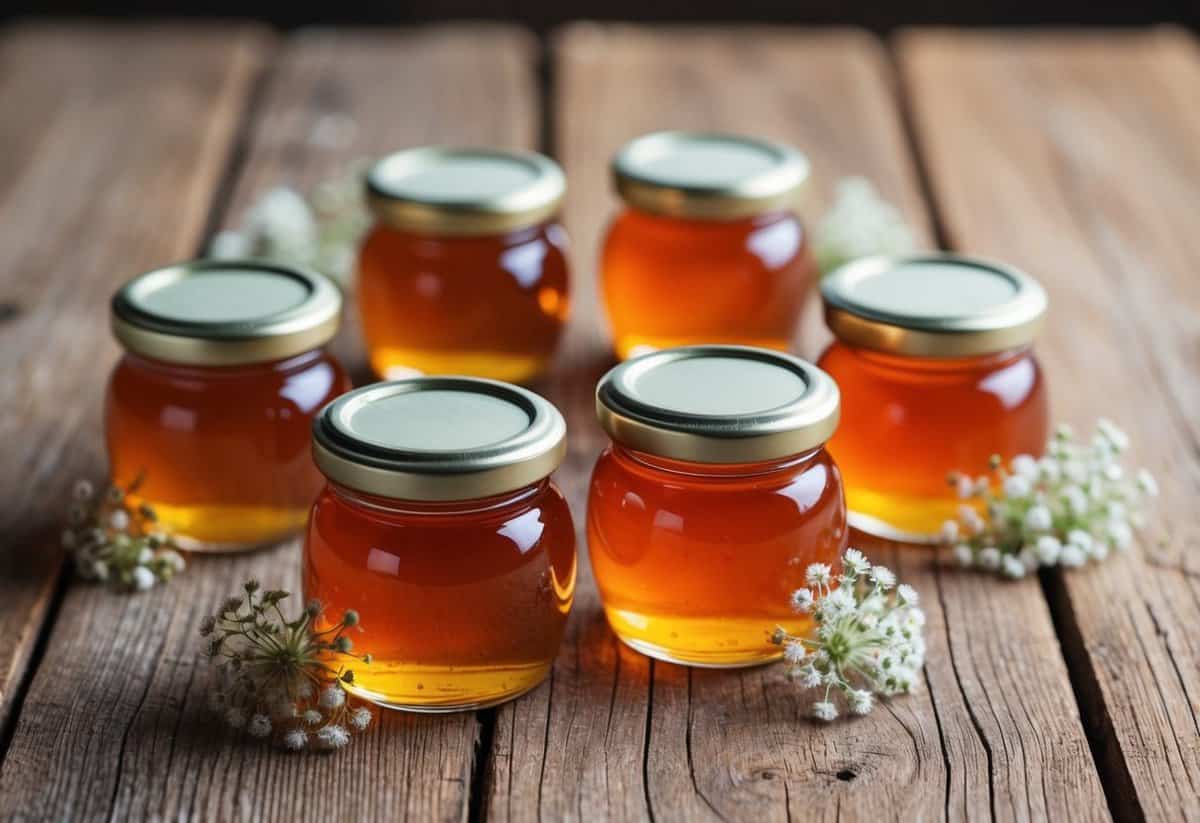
<box><xmin>0</xmin><ymin>20</ymin><xmax>1197</xmax><ymax>823</ymax></box>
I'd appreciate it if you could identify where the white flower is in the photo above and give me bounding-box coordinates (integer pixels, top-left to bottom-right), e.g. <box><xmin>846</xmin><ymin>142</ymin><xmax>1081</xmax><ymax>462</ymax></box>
<box><xmin>842</xmin><ymin>548</ymin><xmax>870</xmax><ymax>577</ymax></box>
<box><xmin>1060</xmin><ymin>545</ymin><xmax>1087</xmax><ymax>568</ymax></box>
<box><xmin>1001</xmin><ymin>555</ymin><xmax>1026</xmax><ymax>579</ymax></box>
<box><xmin>109</xmin><ymin>509</ymin><xmax>131</xmax><ymax>531</ymax></box>
<box><xmin>958</xmin><ymin>505</ymin><xmax>984</xmax><ymax>535</ymax></box>
<box><xmin>1035</xmin><ymin>536</ymin><xmax>1062</xmax><ymax>565</ymax></box>
<box><xmin>303</xmin><ymin>709</ymin><xmax>323</xmax><ymax>726</ymax></box>
<box><xmin>798</xmin><ymin>666</ymin><xmax>823</xmax><ymax>688</ymax></box>
<box><xmin>349</xmin><ymin>707</ymin><xmax>373</xmax><ymax>731</ymax></box>
<box><xmin>953</xmin><ymin>544</ymin><xmax>975</xmax><ymax>567</ymax></box>
<box><xmin>940</xmin><ymin>520</ymin><xmax>960</xmax><ymax>543</ymax></box>
<box><xmin>1002</xmin><ymin>475</ymin><xmax>1032</xmax><ymax>499</ymax></box>
<box><xmin>160</xmin><ymin>550</ymin><xmax>186</xmax><ymax>572</ymax></box>
<box><xmin>812</xmin><ymin>701</ymin><xmax>839</xmax><ymax>722</ymax></box>
<box><xmin>1097</xmin><ymin>418</ymin><xmax>1130</xmax><ymax>451</ymax></box>
<box><xmin>318</xmin><ymin>685</ymin><xmax>345</xmax><ymax>710</ymax></box>
<box><xmin>248</xmin><ymin>713</ymin><xmax>272</xmax><ymax>738</ymax></box>
<box><xmin>955</xmin><ymin>474</ymin><xmax>974</xmax><ymax>499</ymax></box>
<box><xmin>1107</xmin><ymin>521</ymin><xmax>1134</xmax><ymax>552</ymax></box>
<box><xmin>814</xmin><ymin>177</ymin><xmax>916</xmax><ymax>275</ymax></box>
<box><xmin>282</xmin><ymin>728</ymin><xmax>307</xmax><ymax>751</ymax></box>
<box><xmin>1067</xmin><ymin>530</ymin><xmax>1094</xmax><ymax>552</ymax></box>
<box><xmin>1062</xmin><ymin>486</ymin><xmax>1089</xmax><ymax>516</ymax></box>
<box><xmin>896</xmin><ymin>584</ymin><xmax>919</xmax><ymax>606</ymax></box>
<box><xmin>1038</xmin><ymin>457</ymin><xmax>1062</xmax><ymax>483</ymax></box>
<box><xmin>1024</xmin><ymin>505</ymin><xmax>1053</xmax><ymax>532</ymax></box>
<box><xmin>316</xmin><ymin>724</ymin><xmax>351</xmax><ymax>750</ymax></box>
<box><xmin>790</xmin><ymin>589</ymin><xmax>814</xmax><ymax>613</ymax></box>
<box><xmin>131</xmin><ymin>566</ymin><xmax>156</xmax><ymax>592</ymax></box>
<box><xmin>821</xmin><ymin>587</ymin><xmax>856</xmax><ymax>619</ymax></box>
<box><xmin>137</xmin><ymin>547</ymin><xmax>154</xmax><ymax>564</ymax></box>
<box><xmin>783</xmin><ymin>641</ymin><xmax>807</xmax><ymax>664</ymax></box>
<box><xmin>869</xmin><ymin>566</ymin><xmax>896</xmax><ymax>590</ymax></box>
<box><xmin>1011</xmin><ymin>454</ymin><xmax>1039</xmax><ymax>478</ymax></box>
<box><xmin>1136</xmin><ymin>470</ymin><xmax>1158</xmax><ymax>497</ymax></box>
<box><xmin>848</xmin><ymin>689</ymin><xmax>874</xmax><ymax>716</ymax></box>
<box><xmin>805</xmin><ymin>563</ymin><xmax>832</xmax><ymax>587</ymax></box>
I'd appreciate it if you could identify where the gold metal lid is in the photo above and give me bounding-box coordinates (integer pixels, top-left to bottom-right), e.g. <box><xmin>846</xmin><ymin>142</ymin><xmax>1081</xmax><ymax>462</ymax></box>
<box><xmin>822</xmin><ymin>253</ymin><xmax>1048</xmax><ymax>358</ymax></box>
<box><xmin>366</xmin><ymin>146</ymin><xmax>566</xmax><ymax>236</ymax></box>
<box><xmin>111</xmin><ymin>260</ymin><xmax>342</xmax><ymax>366</ymax></box>
<box><xmin>596</xmin><ymin>345</ymin><xmax>840</xmax><ymax>464</ymax></box>
<box><xmin>313</xmin><ymin>378</ymin><xmax>567</xmax><ymax>501</ymax></box>
<box><xmin>611</xmin><ymin>131</ymin><xmax>810</xmax><ymax>220</ymax></box>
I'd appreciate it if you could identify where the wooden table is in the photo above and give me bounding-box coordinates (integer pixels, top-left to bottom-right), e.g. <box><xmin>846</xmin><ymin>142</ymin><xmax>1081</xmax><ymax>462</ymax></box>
<box><xmin>1</xmin><ymin>21</ymin><xmax>1197</xmax><ymax>822</ymax></box>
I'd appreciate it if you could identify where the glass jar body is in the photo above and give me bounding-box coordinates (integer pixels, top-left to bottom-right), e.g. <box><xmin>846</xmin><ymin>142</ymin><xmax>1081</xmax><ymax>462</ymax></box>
<box><xmin>357</xmin><ymin>220</ymin><xmax>570</xmax><ymax>383</ymax></box>
<box><xmin>587</xmin><ymin>444</ymin><xmax>846</xmax><ymax>667</ymax></box>
<box><xmin>104</xmin><ymin>349</ymin><xmax>349</xmax><ymax>551</ymax></box>
<box><xmin>599</xmin><ymin>208</ymin><xmax>817</xmax><ymax>359</ymax></box>
<box><xmin>817</xmin><ymin>341</ymin><xmax>1050</xmax><ymax>541</ymax></box>
<box><xmin>303</xmin><ymin>479</ymin><xmax>577</xmax><ymax>712</ymax></box>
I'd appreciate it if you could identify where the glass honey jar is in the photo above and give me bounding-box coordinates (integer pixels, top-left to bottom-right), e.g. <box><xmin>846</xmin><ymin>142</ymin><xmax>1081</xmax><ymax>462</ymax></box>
<box><xmin>357</xmin><ymin>147</ymin><xmax>570</xmax><ymax>383</ymax></box>
<box><xmin>106</xmin><ymin>260</ymin><xmax>350</xmax><ymax>551</ymax></box>
<box><xmin>587</xmin><ymin>346</ymin><xmax>847</xmax><ymax>667</ymax></box>
<box><xmin>818</xmin><ymin>253</ymin><xmax>1050</xmax><ymax>542</ymax></box>
<box><xmin>303</xmin><ymin>378</ymin><xmax>576</xmax><ymax>711</ymax></box>
<box><xmin>601</xmin><ymin>132</ymin><xmax>817</xmax><ymax>360</ymax></box>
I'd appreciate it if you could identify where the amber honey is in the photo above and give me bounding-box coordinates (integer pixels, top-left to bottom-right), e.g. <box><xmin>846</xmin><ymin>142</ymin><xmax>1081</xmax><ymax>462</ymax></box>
<box><xmin>819</xmin><ymin>253</ymin><xmax>1051</xmax><ymax>541</ymax></box>
<box><xmin>305</xmin><ymin>481</ymin><xmax>575</xmax><ymax>710</ymax></box>
<box><xmin>303</xmin><ymin>377</ymin><xmax>573</xmax><ymax>711</ymax></box>
<box><xmin>589</xmin><ymin>345</ymin><xmax>846</xmax><ymax>666</ymax></box>
<box><xmin>107</xmin><ymin>351</ymin><xmax>349</xmax><ymax>548</ymax></box>
<box><xmin>358</xmin><ymin>147</ymin><xmax>570</xmax><ymax>383</ymax></box>
<box><xmin>601</xmin><ymin>209</ymin><xmax>816</xmax><ymax>359</ymax></box>
<box><xmin>357</xmin><ymin>223</ymin><xmax>569</xmax><ymax>382</ymax></box>
<box><xmin>588</xmin><ymin>446</ymin><xmax>845</xmax><ymax>666</ymax></box>
<box><xmin>107</xmin><ymin>260</ymin><xmax>348</xmax><ymax>551</ymax></box>
<box><xmin>601</xmin><ymin>131</ymin><xmax>815</xmax><ymax>359</ymax></box>
<box><xmin>819</xmin><ymin>343</ymin><xmax>1048</xmax><ymax>537</ymax></box>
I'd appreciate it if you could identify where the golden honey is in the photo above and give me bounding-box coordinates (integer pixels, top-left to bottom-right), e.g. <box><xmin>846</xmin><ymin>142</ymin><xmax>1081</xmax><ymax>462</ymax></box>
<box><xmin>818</xmin><ymin>254</ymin><xmax>1051</xmax><ymax>541</ymax></box>
<box><xmin>357</xmin><ymin>147</ymin><xmax>570</xmax><ymax>383</ymax></box>
<box><xmin>106</xmin><ymin>260</ymin><xmax>349</xmax><ymax>551</ymax></box>
<box><xmin>588</xmin><ymin>346</ymin><xmax>847</xmax><ymax>666</ymax></box>
<box><xmin>601</xmin><ymin>132</ymin><xmax>816</xmax><ymax>359</ymax></box>
<box><xmin>303</xmin><ymin>378</ymin><xmax>575</xmax><ymax>711</ymax></box>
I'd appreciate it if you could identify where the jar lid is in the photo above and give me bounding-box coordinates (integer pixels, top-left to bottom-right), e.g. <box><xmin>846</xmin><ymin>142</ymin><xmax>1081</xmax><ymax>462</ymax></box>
<box><xmin>366</xmin><ymin>146</ymin><xmax>566</xmax><ymax>236</ymax></box>
<box><xmin>611</xmin><ymin>131</ymin><xmax>809</xmax><ymax>220</ymax></box>
<box><xmin>111</xmin><ymin>260</ymin><xmax>342</xmax><ymax>366</ymax></box>
<box><xmin>312</xmin><ymin>378</ymin><xmax>567</xmax><ymax>501</ymax></box>
<box><xmin>821</xmin><ymin>253</ymin><xmax>1048</xmax><ymax>357</ymax></box>
<box><xmin>595</xmin><ymin>346</ymin><xmax>840</xmax><ymax>464</ymax></box>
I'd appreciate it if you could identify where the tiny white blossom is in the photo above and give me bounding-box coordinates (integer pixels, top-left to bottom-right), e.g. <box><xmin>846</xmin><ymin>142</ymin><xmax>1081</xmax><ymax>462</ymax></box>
<box><xmin>248</xmin><ymin>714</ymin><xmax>272</xmax><ymax>738</ymax></box>
<box><xmin>109</xmin><ymin>509</ymin><xmax>131</xmax><ymax>531</ymax></box>
<box><xmin>1024</xmin><ymin>505</ymin><xmax>1053</xmax><ymax>532</ymax></box>
<box><xmin>805</xmin><ymin>563</ymin><xmax>832</xmax><ymax>587</ymax></box>
<box><xmin>349</xmin><ymin>707</ymin><xmax>373</xmax><ymax>731</ymax></box>
<box><xmin>1002</xmin><ymin>475</ymin><xmax>1032</xmax><ymax>499</ymax></box>
<box><xmin>870</xmin><ymin>566</ymin><xmax>896</xmax><ymax>590</ymax></box>
<box><xmin>953</xmin><ymin>544</ymin><xmax>975</xmax><ymax>567</ymax></box>
<box><xmin>783</xmin><ymin>641</ymin><xmax>807</xmax><ymax>664</ymax></box>
<box><xmin>812</xmin><ymin>701</ymin><xmax>839</xmax><ymax>722</ymax></box>
<box><xmin>137</xmin><ymin>547</ymin><xmax>153</xmax><ymax>564</ymax></box>
<box><xmin>790</xmin><ymin>588</ymin><xmax>814</xmax><ymax>613</ymax></box>
<box><xmin>798</xmin><ymin>666</ymin><xmax>823</xmax><ymax>688</ymax></box>
<box><xmin>1060</xmin><ymin>545</ymin><xmax>1087</xmax><ymax>568</ymax></box>
<box><xmin>316</xmin><ymin>724</ymin><xmax>351</xmax><ymax>750</ymax></box>
<box><xmin>940</xmin><ymin>520</ymin><xmax>960</xmax><ymax>543</ymax></box>
<box><xmin>160</xmin><ymin>550</ymin><xmax>186</xmax><ymax>572</ymax></box>
<box><xmin>896</xmin><ymin>584</ymin><xmax>919</xmax><ymax>606</ymax></box>
<box><xmin>978</xmin><ymin>547</ymin><xmax>1002</xmax><ymax>570</ymax></box>
<box><xmin>1136</xmin><ymin>470</ymin><xmax>1158</xmax><ymax>497</ymax></box>
<box><xmin>848</xmin><ymin>689</ymin><xmax>874</xmax><ymax>716</ymax></box>
<box><xmin>1107</xmin><ymin>521</ymin><xmax>1134</xmax><ymax>552</ymax></box>
<box><xmin>282</xmin><ymin>728</ymin><xmax>307</xmax><ymax>751</ymax></box>
<box><xmin>303</xmin><ymin>709</ymin><xmax>323</xmax><ymax>726</ymax></box>
<box><xmin>956</xmin><ymin>474</ymin><xmax>974</xmax><ymax>499</ymax></box>
<box><xmin>1011</xmin><ymin>454</ymin><xmax>1039</xmax><ymax>478</ymax></box>
<box><xmin>1001</xmin><ymin>555</ymin><xmax>1026</xmax><ymax>579</ymax></box>
<box><xmin>1097</xmin><ymin>418</ymin><xmax>1130</xmax><ymax>451</ymax></box>
<box><xmin>318</xmin><ymin>685</ymin><xmax>345</xmax><ymax>710</ymax></box>
<box><xmin>1036</xmin><ymin>536</ymin><xmax>1062</xmax><ymax>565</ymax></box>
<box><xmin>1067</xmin><ymin>530</ymin><xmax>1093</xmax><ymax>551</ymax></box>
<box><xmin>131</xmin><ymin>566</ymin><xmax>156</xmax><ymax>592</ymax></box>
<box><xmin>842</xmin><ymin>548</ymin><xmax>870</xmax><ymax>577</ymax></box>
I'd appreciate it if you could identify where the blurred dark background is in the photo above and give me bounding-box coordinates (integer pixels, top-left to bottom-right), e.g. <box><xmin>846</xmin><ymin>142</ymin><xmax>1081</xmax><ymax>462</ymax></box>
<box><xmin>6</xmin><ymin>0</ymin><xmax>1200</xmax><ymax>30</ymax></box>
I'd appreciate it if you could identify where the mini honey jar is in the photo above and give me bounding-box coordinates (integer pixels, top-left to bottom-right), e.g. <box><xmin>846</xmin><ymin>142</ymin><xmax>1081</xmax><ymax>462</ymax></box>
<box><xmin>106</xmin><ymin>260</ymin><xmax>350</xmax><ymax>551</ymax></box>
<box><xmin>588</xmin><ymin>346</ymin><xmax>847</xmax><ymax>667</ymax></box>
<box><xmin>818</xmin><ymin>253</ymin><xmax>1050</xmax><ymax>542</ymax></box>
<box><xmin>601</xmin><ymin>132</ymin><xmax>817</xmax><ymax>359</ymax></box>
<box><xmin>304</xmin><ymin>378</ymin><xmax>576</xmax><ymax>711</ymax></box>
<box><xmin>357</xmin><ymin>147</ymin><xmax>570</xmax><ymax>383</ymax></box>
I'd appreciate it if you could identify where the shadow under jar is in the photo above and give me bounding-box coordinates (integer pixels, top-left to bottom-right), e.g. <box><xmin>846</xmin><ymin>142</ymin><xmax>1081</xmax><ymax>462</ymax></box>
<box><xmin>357</xmin><ymin>147</ymin><xmax>570</xmax><ymax>383</ymax></box>
<box><xmin>304</xmin><ymin>378</ymin><xmax>576</xmax><ymax>712</ymax></box>
<box><xmin>817</xmin><ymin>253</ymin><xmax>1051</xmax><ymax>543</ymax></box>
<box><xmin>106</xmin><ymin>260</ymin><xmax>350</xmax><ymax>551</ymax></box>
<box><xmin>588</xmin><ymin>346</ymin><xmax>847</xmax><ymax>667</ymax></box>
<box><xmin>600</xmin><ymin>132</ymin><xmax>818</xmax><ymax>360</ymax></box>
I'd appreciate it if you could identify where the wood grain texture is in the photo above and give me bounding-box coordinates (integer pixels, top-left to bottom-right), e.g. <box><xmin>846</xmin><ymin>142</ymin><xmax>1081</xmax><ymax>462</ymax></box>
<box><xmin>0</xmin><ymin>25</ymin><xmax>539</xmax><ymax>821</ymax></box>
<box><xmin>0</xmin><ymin>21</ymin><xmax>266</xmax><ymax>743</ymax></box>
<box><xmin>485</xmin><ymin>25</ymin><xmax>1108</xmax><ymax>822</ymax></box>
<box><xmin>900</xmin><ymin>28</ymin><xmax>1200</xmax><ymax>821</ymax></box>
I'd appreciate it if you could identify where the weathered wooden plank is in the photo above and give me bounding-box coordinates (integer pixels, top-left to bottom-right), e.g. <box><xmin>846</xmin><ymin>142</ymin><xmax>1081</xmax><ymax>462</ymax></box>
<box><xmin>485</xmin><ymin>24</ymin><xmax>1108</xmax><ymax>821</ymax></box>
<box><xmin>0</xmin><ymin>24</ymin><xmax>540</xmax><ymax>821</ymax></box>
<box><xmin>0</xmin><ymin>20</ymin><xmax>266</xmax><ymax>745</ymax></box>
<box><xmin>900</xmin><ymin>27</ymin><xmax>1200</xmax><ymax>822</ymax></box>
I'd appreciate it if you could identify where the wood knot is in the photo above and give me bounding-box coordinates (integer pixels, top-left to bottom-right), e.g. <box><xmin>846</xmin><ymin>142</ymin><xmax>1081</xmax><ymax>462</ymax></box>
<box><xmin>0</xmin><ymin>302</ymin><xmax>19</xmax><ymax>324</ymax></box>
<box><xmin>836</xmin><ymin>768</ymin><xmax>857</xmax><ymax>782</ymax></box>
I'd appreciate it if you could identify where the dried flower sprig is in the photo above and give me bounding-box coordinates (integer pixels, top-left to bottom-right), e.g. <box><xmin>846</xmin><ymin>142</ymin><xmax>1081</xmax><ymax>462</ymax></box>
<box><xmin>209</xmin><ymin>160</ymin><xmax>371</xmax><ymax>286</ymax></box>
<box><xmin>201</xmin><ymin>581</ymin><xmax>374</xmax><ymax>752</ymax></box>
<box><xmin>942</xmin><ymin>420</ymin><xmax>1159</xmax><ymax>578</ymax></box>
<box><xmin>61</xmin><ymin>478</ymin><xmax>185</xmax><ymax>592</ymax></box>
<box><xmin>814</xmin><ymin>177</ymin><xmax>917</xmax><ymax>276</ymax></box>
<box><xmin>772</xmin><ymin>548</ymin><xmax>926</xmax><ymax>722</ymax></box>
